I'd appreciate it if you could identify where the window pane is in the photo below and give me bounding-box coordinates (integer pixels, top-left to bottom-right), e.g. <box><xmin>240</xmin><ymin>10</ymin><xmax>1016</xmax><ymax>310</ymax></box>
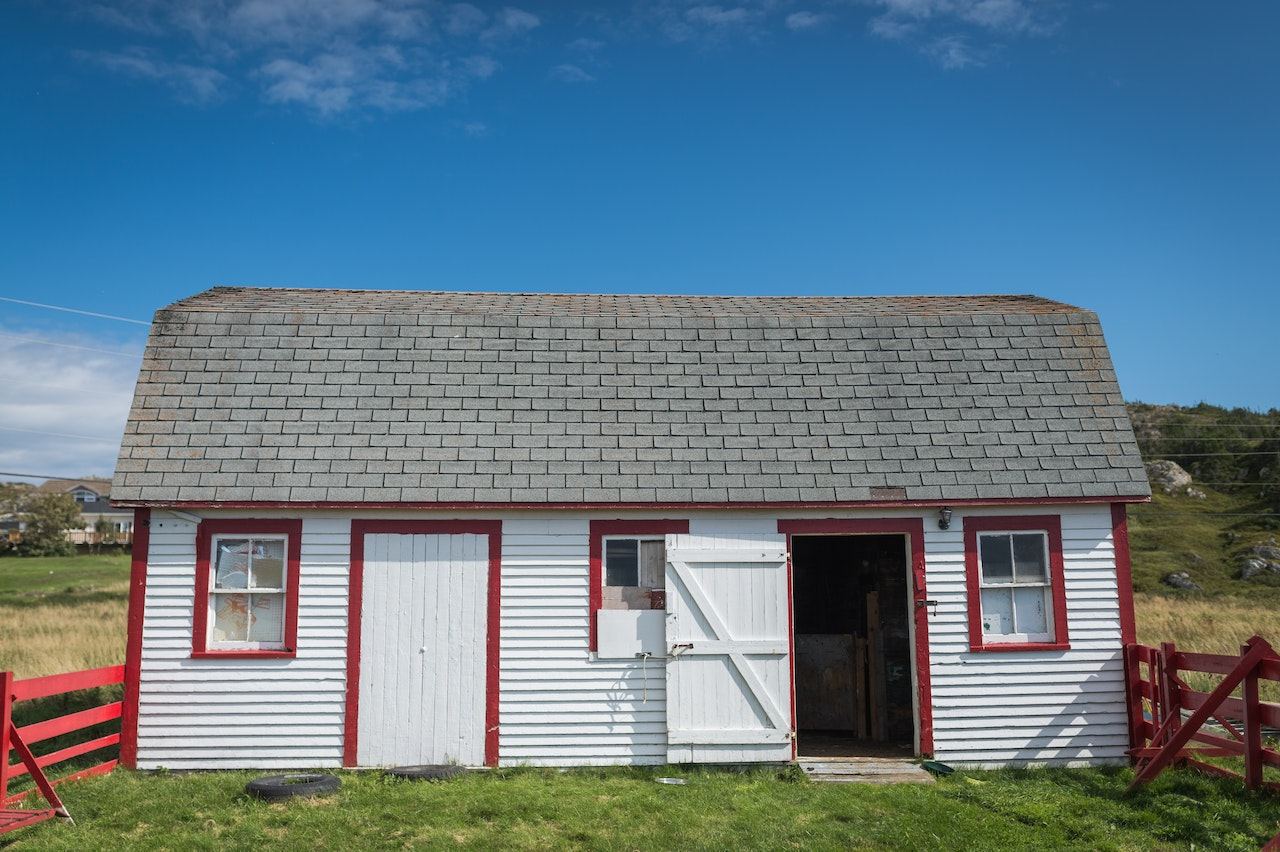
<box><xmin>605</xmin><ymin>539</ymin><xmax>638</xmax><ymax>587</ymax></box>
<box><xmin>980</xmin><ymin>588</ymin><xmax>1014</xmax><ymax>637</ymax></box>
<box><xmin>979</xmin><ymin>535</ymin><xmax>1013</xmax><ymax>584</ymax></box>
<box><xmin>1012</xmin><ymin>533</ymin><xmax>1047</xmax><ymax>583</ymax></box>
<box><xmin>1013</xmin><ymin>586</ymin><xmax>1049</xmax><ymax>636</ymax></box>
<box><xmin>639</xmin><ymin>540</ymin><xmax>665</xmax><ymax>589</ymax></box>
<box><xmin>248</xmin><ymin>593</ymin><xmax>285</xmax><ymax>644</ymax></box>
<box><xmin>214</xmin><ymin>540</ymin><xmax>250</xmax><ymax>589</ymax></box>
<box><xmin>212</xmin><ymin>593</ymin><xmax>250</xmax><ymax>642</ymax></box>
<box><xmin>251</xmin><ymin>540</ymin><xmax>285</xmax><ymax>590</ymax></box>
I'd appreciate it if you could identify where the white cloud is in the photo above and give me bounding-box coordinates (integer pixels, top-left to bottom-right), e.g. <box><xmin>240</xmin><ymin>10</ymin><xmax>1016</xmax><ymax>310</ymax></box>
<box><xmin>922</xmin><ymin>33</ymin><xmax>982</xmax><ymax>69</ymax></box>
<box><xmin>461</xmin><ymin>120</ymin><xmax>489</xmax><ymax>136</ymax></box>
<box><xmin>864</xmin><ymin>0</ymin><xmax>1057</xmax><ymax>69</ymax></box>
<box><xmin>0</xmin><ymin>327</ymin><xmax>142</xmax><ymax>479</ymax></box>
<box><xmin>549</xmin><ymin>63</ymin><xmax>595</xmax><ymax>83</ymax></box>
<box><xmin>567</xmin><ymin>37</ymin><xmax>605</xmax><ymax>53</ymax></box>
<box><xmin>481</xmin><ymin>6</ymin><xmax>540</xmax><ymax>41</ymax></box>
<box><xmin>77</xmin><ymin>48</ymin><xmax>228</xmax><ymax>103</ymax></box>
<box><xmin>785</xmin><ymin>11</ymin><xmax>830</xmax><ymax>31</ymax></box>
<box><xmin>66</xmin><ymin>1</ymin><xmax>541</xmax><ymax>116</ymax></box>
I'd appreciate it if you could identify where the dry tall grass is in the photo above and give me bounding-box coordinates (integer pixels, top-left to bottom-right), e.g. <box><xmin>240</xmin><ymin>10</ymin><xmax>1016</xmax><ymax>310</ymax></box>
<box><xmin>0</xmin><ymin>600</ymin><xmax>127</xmax><ymax>679</ymax></box>
<box><xmin>1135</xmin><ymin>593</ymin><xmax>1280</xmax><ymax>653</ymax></box>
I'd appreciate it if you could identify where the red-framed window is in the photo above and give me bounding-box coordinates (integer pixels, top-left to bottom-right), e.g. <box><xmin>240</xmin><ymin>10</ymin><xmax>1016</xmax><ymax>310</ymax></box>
<box><xmin>192</xmin><ymin>519</ymin><xmax>303</xmax><ymax>659</ymax></box>
<box><xmin>964</xmin><ymin>515</ymin><xmax>1070</xmax><ymax>653</ymax></box>
<box><xmin>588</xmin><ymin>519</ymin><xmax>688</xmax><ymax>652</ymax></box>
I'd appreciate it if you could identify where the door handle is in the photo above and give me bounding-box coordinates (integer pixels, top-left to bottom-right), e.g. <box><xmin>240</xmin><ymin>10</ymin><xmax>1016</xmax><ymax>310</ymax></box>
<box><xmin>670</xmin><ymin>642</ymin><xmax>694</xmax><ymax>656</ymax></box>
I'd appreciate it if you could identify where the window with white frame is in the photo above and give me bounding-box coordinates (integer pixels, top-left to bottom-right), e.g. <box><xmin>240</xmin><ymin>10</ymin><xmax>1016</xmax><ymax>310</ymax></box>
<box><xmin>602</xmin><ymin>537</ymin><xmax>666</xmax><ymax>610</ymax></box>
<box><xmin>976</xmin><ymin>531</ymin><xmax>1054</xmax><ymax>643</ymax></box>
<box><xmin>207</xmin><ymin>535</ymin><xmax>288</xmax><ymax>649</ymax></box>
<box><xmin>72</xmin><ymin>489</ymin><xmax>98</xmax><ymax>503</ymax></box>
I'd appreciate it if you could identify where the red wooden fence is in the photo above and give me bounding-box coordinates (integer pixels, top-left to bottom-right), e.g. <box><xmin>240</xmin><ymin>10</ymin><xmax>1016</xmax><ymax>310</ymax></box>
<box><xmin>0</xmin><ymin>664</ymin><xmax>124</xmax><ymax>833</ymax></box>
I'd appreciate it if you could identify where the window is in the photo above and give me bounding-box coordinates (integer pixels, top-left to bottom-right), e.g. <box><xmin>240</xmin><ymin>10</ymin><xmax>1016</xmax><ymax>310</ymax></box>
<box><xmin>209</xmin><ymin>536</ymin><xmax>287</xmax><ymax>647</ymax></box>
<box><xmin>963</xmin><ymin>515</ymin><xmax>1069</xmax><ymax>652</ymax></box>
<box><xmin>192</xmin><ymin>519</ymin><xmax>302</xmax><ymax>658</ymax></box>
<box><xmin>602</xmin><ymin>537</ymin><xmax>666</xmax><ymax>610</ymax></box>
<box><xmin>72</xmin><ymin>489</ymin><xmax>98</xmax><ymax>503</ymax></box>
<box><xmin>588</xmin><ymin>519</ymin><xmax>689</xmax><ymax>652</ymax></box>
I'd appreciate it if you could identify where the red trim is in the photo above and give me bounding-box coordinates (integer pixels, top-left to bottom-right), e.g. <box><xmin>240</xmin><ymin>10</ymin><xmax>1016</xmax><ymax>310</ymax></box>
<box><xmin>587</xmin><ymin>519</ymin><xmax>689</xmax><ymax>652</ymax></box>
<box><xmin>1111</xmin><ymin>503</ymin><xmax>1137</xmax><ymax>646</ymax></box>
<box><xmin>120</xmin><ymin>507</ymin><xmax>150</xmax><ymax>769</ymax></box>
<box><xmin>117</xmin><ymin>495</ymin><xmax>1150</xmax><ymax>511</ymax></box>
<box><xmin>343</xmin><ymin>520</ymin><xmax>503</xmax><ymax>768</ymax></box>
<box><xmin>191</xmin><ymin>519</ymin><xmax>303</xmax><ymax>658</ymax></box>
<box><xmin>777</xmin><ymin>518</ymin><xmax>934</xmax><ymax>758</ymax></box>
<box><xmin>962</xmin><ymin>515</ymin><xmax>1070</xmax><ymax>653</ymax></box>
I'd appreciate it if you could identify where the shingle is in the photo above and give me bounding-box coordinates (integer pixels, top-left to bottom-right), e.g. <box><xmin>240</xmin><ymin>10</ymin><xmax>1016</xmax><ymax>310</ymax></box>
<box><xmin>110</xmin><ymin>287</ymin><xmax>1151</xmax><ymax>505</ymax></box>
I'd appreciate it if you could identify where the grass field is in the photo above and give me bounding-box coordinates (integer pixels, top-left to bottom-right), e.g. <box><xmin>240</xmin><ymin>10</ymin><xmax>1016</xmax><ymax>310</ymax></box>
<box><xmin>4</xmin><ymin>764</ymin><xmax>1280</xmax><ymax>851</ymax></box>
<box><xmin>0</xmin><ymin>552</ymin><xmax>130</xmax><ymax>678</ymax></box>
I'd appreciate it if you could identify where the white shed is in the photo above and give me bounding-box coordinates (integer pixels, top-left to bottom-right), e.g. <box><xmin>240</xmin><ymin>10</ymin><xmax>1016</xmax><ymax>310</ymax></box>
<box><xmin>111</xmin><ymin>288</ymin><xmax>1150</xmax><ymax>769</ymax></box>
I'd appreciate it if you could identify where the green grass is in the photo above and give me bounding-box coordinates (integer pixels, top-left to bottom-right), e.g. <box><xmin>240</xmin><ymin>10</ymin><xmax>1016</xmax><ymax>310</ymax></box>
<box><xmin>0</xmin><ymin>551</ymin><xmax>131</xmax><ymax>603</ymax></box>
<box><xmin>4</xmin><ymin>765</ymin><xmax>1279</xmax><ymax>851</ymax></box>
<box><xmin>0</xmin><ymin>552</ymin><xmax>130</xmax><ymax>678</ymax></box>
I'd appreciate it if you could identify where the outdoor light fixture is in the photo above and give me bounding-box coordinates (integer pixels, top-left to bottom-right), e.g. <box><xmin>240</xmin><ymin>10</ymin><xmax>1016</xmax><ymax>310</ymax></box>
<box><xmin>937</xmin><ymin>507</ymin><xmax>953</xmax><ymax>530</ymax></box>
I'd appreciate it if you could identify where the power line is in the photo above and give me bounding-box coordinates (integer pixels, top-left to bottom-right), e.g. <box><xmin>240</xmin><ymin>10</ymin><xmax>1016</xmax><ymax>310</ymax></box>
<box><xmin>0</xmin><ymin>470</ymin><xmax>108</xmax><ymax>481</ymax></box>
<box><xmin>0</xmin><ymin>425</ymin><xmax>120</xmax><ymax>442</ymax></box>
<box><xmin>0</xmin><ymin>333</ymin><xmax>143</xmax><ymax>358</ymax></box>
<box><xmin>0</xmin><ymin>296</ymin><xmax>150</xmax><ymax>326</ymax></box>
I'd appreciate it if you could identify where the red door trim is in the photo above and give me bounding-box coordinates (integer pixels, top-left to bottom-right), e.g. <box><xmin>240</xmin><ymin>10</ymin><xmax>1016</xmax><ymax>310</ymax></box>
<box><xmin>343</xmin><ymin>520</ymin><xmax>503</xmax><ymax>768</ymax></box>
<box><xmin>1111</xmin><ymin>504</ymin><xmax>1137</xmax><ymax>646</ymax></box>
<box><xmin>587</xmin><ymin>519</ymin><xmax>690</xmax><ymax>652</ymax></box>
<box><xmin>777</xmin><ymin>518</ymin><xmax>934</xmax><ymax>757</ymax></box>
<box><xmin>962</xmin><ymin>514</ymin><xmax>1070</xmax><ymax>653</ymax></box>
<box><xmin>119</xmin><ymin>507</ymin><xmax>151</xmax><ymax>768</ymax></box>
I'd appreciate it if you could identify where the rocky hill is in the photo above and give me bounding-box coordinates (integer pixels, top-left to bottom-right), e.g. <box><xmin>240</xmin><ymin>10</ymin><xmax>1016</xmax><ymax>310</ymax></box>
<box><xmin>1127</xmin><ymin>402</ymin><xmax>1280</xmax><ymax>599</ymax></box>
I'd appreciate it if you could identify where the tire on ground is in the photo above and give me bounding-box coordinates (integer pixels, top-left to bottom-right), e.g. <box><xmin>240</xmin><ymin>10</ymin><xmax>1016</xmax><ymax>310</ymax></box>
<box><xmin>245</xmin><ymin>773</ymin><xmax>341</xmax><ymax>802</ymax></box>
<box><xmin>385</xmin><ymin>765</ymin><xmax>468</xmax><ymax>781</ymax></box>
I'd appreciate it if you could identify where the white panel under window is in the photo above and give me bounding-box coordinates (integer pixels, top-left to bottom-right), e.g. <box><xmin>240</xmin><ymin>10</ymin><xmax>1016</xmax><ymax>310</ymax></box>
<box><xmin>1012</xmin><ymin>586</ymin><xmax>1048</xmax><ymax>635</ymax></box>
<box><xmin>596</xmin><ymin>610</ymin><xmax>666</xmax><ymax>659</ymax></box>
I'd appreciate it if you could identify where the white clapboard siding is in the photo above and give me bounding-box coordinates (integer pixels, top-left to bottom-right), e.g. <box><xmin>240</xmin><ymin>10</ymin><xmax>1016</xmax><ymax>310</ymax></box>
<box><xmin>924</xmin><ymin>504</ymin><xmax>1128</xmax><ymax>767</ymax></box>
<box><xmin>497</xmin><ymin>518</ymin><xmax>669</xmax><ymax>767</ymax></box>
<box><xmin>356</xmin><ymin>533</ymin><xmax>488</xmax><ymax>767</ymax></box>
<box><xmin>133</xmin><ymin>504</ymin><xmax>1130</xmax><ymax>770</ymax></box>
<box><xmin>135</xmin><ymin>513</ymin><xmax>350</xmax><ymax>769</ymax></box>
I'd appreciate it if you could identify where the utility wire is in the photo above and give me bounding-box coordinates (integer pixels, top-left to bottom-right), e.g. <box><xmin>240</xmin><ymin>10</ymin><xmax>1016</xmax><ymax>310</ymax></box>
<box><xmin>0</xmin><ymin>296</ymin><xmax>149</xmax><ymax>325</ymax></box>
<box><xmin>0</xmin><ymin>333</ymin><xmax>143</xmax><ymax>358</ymax></box>
<box><xmin>0</xmin><ymin>425</ymin><xmax>120</xmax><ymax>442</ymax></box>
<box><xmin>0</xmin><ymin>470</ymin><xmax>107</xmax><ymax>481</ymax></box>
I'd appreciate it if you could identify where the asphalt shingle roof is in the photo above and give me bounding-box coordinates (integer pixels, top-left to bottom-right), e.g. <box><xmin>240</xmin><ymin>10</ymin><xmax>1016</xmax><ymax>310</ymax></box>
<box><xmin>111</xmin><ymin>287</ymin><xmax>1150</xmax><ymax>505</ymax></box>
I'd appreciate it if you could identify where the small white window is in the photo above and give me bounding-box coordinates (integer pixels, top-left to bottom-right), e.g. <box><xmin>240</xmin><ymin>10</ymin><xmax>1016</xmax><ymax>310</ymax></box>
<box><xmin>207</xmin><ymin>535</ymin><xmax>288</xmax><ymax>650</ymax></box>
<box><xmin>977</xmin><ymin>531</ymin><xmax>1054</xmax><ymax>643</ymax></box>
<box><xmin>602</xmin><ymin>537</ymin><xmax>666</xmax><ymax>610</ymax></box>
<box><xmin>72</xmin><ymin>489</ymin><xmax>97</xmax><ymax>503</ymax></box>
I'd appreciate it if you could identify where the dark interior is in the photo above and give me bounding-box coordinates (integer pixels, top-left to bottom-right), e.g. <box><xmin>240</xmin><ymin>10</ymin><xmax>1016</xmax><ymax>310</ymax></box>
<box><xmin>792</xmin><ymin>534</ymin><xmax>914</xmax><ymax>756</ymax></box>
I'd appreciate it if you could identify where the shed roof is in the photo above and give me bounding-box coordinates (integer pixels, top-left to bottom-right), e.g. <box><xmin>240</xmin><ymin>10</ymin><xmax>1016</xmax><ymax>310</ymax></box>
<box><xmin>112</xmin><ymin>287</ymin><xmax>1150</xmax><ymax>505</ymax></box>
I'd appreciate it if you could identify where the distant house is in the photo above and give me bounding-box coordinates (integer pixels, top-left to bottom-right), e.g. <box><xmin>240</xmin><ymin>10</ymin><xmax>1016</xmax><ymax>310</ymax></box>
<box><xmin>36</xmin><ymin>478</ymin><xmax>134</xmax><ymax>543</ymax></box>
<box><xmin>112</xmin><ymin>287</ymin><xmax>1150</xmax><ymax>771</ymax></box>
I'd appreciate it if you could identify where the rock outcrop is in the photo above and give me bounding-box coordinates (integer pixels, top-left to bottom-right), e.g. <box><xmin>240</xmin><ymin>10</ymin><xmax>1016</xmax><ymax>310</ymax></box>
<box><xmin>1162</xmin><ymin>571</ymin><xmax>1202</xmax><ymax>591</ymax></box>
<box><xmin>1239</xmin><ymin>540</ymin><xmax>1280</xmax><ymax>581</ymax></box>
<box><xmin>1145</xmin><ymin>460</ymin><xmax>1203</xmax><ymax>497</ymax></box>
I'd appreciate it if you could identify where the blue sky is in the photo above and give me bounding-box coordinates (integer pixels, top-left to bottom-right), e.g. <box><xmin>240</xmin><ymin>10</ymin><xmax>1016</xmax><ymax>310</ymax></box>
<box><xmin>2</xmin><ymin>0</ymin><xmax>1278</xmax><ymax>478</ymax></box>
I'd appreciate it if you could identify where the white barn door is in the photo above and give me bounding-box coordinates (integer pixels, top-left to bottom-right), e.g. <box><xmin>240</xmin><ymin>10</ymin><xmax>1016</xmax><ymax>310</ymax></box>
<box><xmin>664</xmin><ymin>533</ymin><xmax>793</xmax><ymax>763</ymax></box>
<box><xmin>357</xmin><ymin>533</ymin><xmax>488</xmax><ymax>767</ymax></box>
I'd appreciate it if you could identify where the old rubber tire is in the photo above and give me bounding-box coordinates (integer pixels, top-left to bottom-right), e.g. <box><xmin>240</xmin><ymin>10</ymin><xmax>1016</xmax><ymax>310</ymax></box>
<box><xmin>386</xmin><ymin>765</ymin><xmax>467</xmax><ymax>781</ymax></box>
<box><xmin>245</xmin><ymin>773</ymin><xmax>341</xmax><ymax>802</ymax></box>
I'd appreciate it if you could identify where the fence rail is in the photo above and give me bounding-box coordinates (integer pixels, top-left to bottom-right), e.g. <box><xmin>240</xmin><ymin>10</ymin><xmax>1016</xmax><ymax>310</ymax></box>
<box><xmin>1</xmin><ymin>664</ymin><xmax>124</xmax><ymax>808</ymax></box>
<box><xmin>1126</xmin><ymin>635</ymin><xmax>1280</xmax><ymax>794</ymax></box>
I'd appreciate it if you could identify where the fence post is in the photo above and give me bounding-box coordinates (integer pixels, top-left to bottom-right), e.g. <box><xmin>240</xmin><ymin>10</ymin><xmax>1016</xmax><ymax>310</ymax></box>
<box><xmin>1241</xmin><ymin>641</ymin><xmax>1263</xmax><ymax>789</ymax></box>
<box><xmin>0</xmin><ymin>670</ymin><xmax>12</xmax><ymax>804</ymax></box>
<box><xmin>1159</xmin><ymin>641</ymin><xmax>1180</xmax><ymax>749</ymax></box>
<box><xmin>1123</xmin><ymin>645</ymin><xmax>1144</xmax><ymax>762</ymax></box>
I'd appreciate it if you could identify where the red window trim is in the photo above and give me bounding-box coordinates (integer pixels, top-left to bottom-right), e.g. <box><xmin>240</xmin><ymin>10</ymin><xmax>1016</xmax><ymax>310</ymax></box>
<box><xmin>776</xmin><ymin>518</ymin><xmax>934</xmax><ymax>759</ymax></box>
<box><xmin>588</xmin><ymin>519</ymin><xmax>689</xmax><ymax>652</ymax></box>
<box><xmin>192</xmin><ymin>519</ymin><xmax>304</xmax><ymax>659</ymax></box>
<box><xmin>963</xmin><ymin>515</ymin><xmax>1069</xmax><ymax>653</ymax></box>
<box><xmin>1111</xmin><ymin>503</ymin><xmax>1137</xmax><ymax>646</ymax></box>
<box><xmin>343</xmin><ymin>520</ymin><xmax>502</xmax><ymax>768</ymax></box>
<box><xmin>120</xmin><ymin>507</ymin><xmax>150</xmax><ymax>768</ymax></box>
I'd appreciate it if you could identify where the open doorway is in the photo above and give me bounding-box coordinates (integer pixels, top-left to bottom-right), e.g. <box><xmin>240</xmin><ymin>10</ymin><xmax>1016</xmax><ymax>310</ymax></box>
<box><xmin>792</xmin><ymin>534</ymin><xmax>915</xmax><ymax>758</ymax></box>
